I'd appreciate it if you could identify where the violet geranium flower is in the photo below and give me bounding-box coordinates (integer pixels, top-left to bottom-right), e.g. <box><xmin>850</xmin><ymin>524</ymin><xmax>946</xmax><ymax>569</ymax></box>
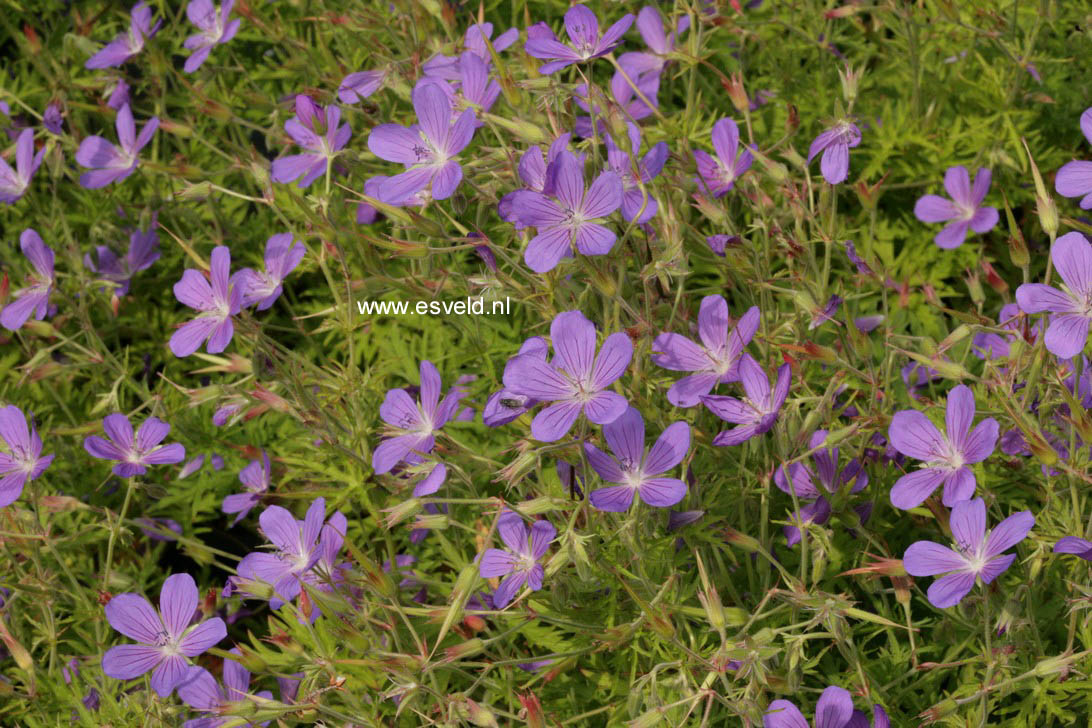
<box><xmin>84</xmin><ymin>413</ymin><xmax>186</xmax><ymax>477</ymax></box>
<box><xmin>701</xmin><ymin>354</ymin><xmax>790</xmax><ymax>446</ymax></box>
<box><xmin>652</xmin><ymin>296</ymin><xmax>761</xmax><ymax>407</ymax></box>
<box><xmin>101</xmin><ymin>573</ymin><xmax>227</xmax><ymax>697</ymax></box>
<box><xmin>75</xmin><ymin>103</ymin><xmax>158</xmax><ymax>189</ymax></box>
<box><xmin>84</xmin><ymin>215</ymin><xmax>161</xmax><ymax>297</ymax></box>
<box><xmin>807</xmin><ymin>120</ymin><xmax>861</xmax><ymax>185</ymax></box>
<box><xmin>483</xmin><ymin>337</ymin><xmax>549</xmax><ymax>426</ymax></box>
<box><xmin>1055</xmin><ymin>107</ymin><xmax>1092</xmax><ymax>208</ymax></box>
<box><xmin>584</xmin><ymin>407</ymin><xmax>690</xmax><ymax>511</ymax></box>
<box><xmin>222</xmin><ymin>450</ymin><xmax>271</xmax><ymax>526</ymax></box>
<box><xmin>271</xmin><ymin>96</ymin><xmax>351</xmax><ymax>188</ymax></box>
<box><xmin>887</xmin><ymin>384</ymin><xmax>998</xmax><ymax>510</ymax></box>
<box><xmin>524</xmin><ymin>5</ymin><xmax>634</xmax><ymax>75</ymax></box>
<box><xmin>367</xmin><ymin>80</ymin><xmax>475</xmax><ymax>202</ymax></box>
<box><xmin>606</xmin><ymin>123</ymin><xmax>668</xmax><ymax>223</ymax></box>
<box><xmin>372</xmin><ymin>360</ymin><xmax>465</xmax><ymax>474</ymax></box>
<box><xmin>422</xmin><ymin>22</ymin><xmax>519</xmax><ymax>80</ymax></box>
<box><xmin>774</xmin><ymin>430</ymin><xmax>869</xmax><ymax>547</ymax></box>
<box><xmin>177</xmin><ymin>651</ymin><xmax>274</xmax><ymax>727</ymax></box>
<box><xmin>85</xmin><ymin>2</ymin><xmax>161</xmax><ymax>69</ymax></box>
<box><xmin>235</xmin><ymin>233</ymin><xmax>305</xmax><ymax>310</ymax></box>
<box><xmin>693</xmin><ymin>118</ymin><xmax>753</xmax><ymax>197</ymax></box>
<box><xmin>1</xmin><ymin>229</ymin><xmax>55</xmax><ymax>331</ymax></box>
<box><xmin>913</xmin><ymin>166</ymin><xmax>998</xmax><ymax>249</ymax></box>
<box><xmin>478</xmin><ymin>511</ymin><xmax>556</xmax><ymax>608</ymax></box>
<box><xmin>182</xmin><ymin>0</ymin><xmax>241</xmax><ymax>73</ymax></box>
<box><xmin>1015</xmin><ymin>231</ymin><xmax>1092</xmax><ymax>358</ymax></box>
<box><xmin>0</xmin><ymin>405</ymin><xmax>54</xmax><ymax>507</ymax></box>
<box><xmin>618</xmin><ymin>5</ymin><xmax>690</xmax><ymax>78</ymax></box>
<box><xmin>170</xmin><ymin>246</ymin><xmax>245</xmax><ymax>357</ymax></box>
<box><xmin>338</xmin><ymin>69</ymin><xmax>386</xmax><ymax>103</ymax></box>
<box><xmin>516</xmin><ymin>150</ymin><xmax>623</xmax><ymax>273</ymax></box>
<box><xmin>0</xmin><ymin>128</ymin><xmax>45</xmax><ymax>204</ymax></box>
<box><xmin>503</xmin><ymin>310</ymin><xmax>633</xmax><ymax>442</ymax></box>
<box><xmin>903</xmin><ymin>497</ymin><xmax>1033</xmax><ymax>608</ymax></box>
<box><xmin>764</xmin><ymin>687</ymin><xmax>889</xmax><ymax>728</ymax></box>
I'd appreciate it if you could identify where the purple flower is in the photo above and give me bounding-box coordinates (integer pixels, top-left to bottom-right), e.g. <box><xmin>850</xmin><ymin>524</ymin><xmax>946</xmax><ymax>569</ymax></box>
<box><xmin>903</xmin><ymin>497</ymin><xmax>1033</xmax><ymax>608</ymax></box>
<box><xmin>367</xmin><ymin>80</ymin><xmax>475</xmax><ymax>202</ymax></box>
<box><xmin>606</xmin><ymin>123</ymin><xmax>668</xmax><ymax>223</ymax></box>
<box><xmin>107</xmin><ymin>80</ymin><xmax>131</xmax><ymax>110</ymax></box>
<box><xmin>43</xmin><ymin>104</ymin><xmax>63</xmax><ymax>134</ymax></box>
<box><xmin>478</xmin><ymin>512</ymin><xmax>556</xmax><ymax>608</ymax></box>
<box><xmin>584</xmin><ymin>407</ymin><xmax>689</xmax><ymax>511</ymax></box>
<box><xmin>807</xmin><ymin>121</ymin><xmax>861</xmax><ymax>185</ymax></box>
<box><xmin>701</xmin><ymin>354</ymin><xmax>791</xmax><ymax>446</ymax></box>
<box><xmin>234</xmin><ymin>233</ymin><xmax>305</xmax><ymax>310</ymax></box>
<box><xmin>101</xmin><ymin>573</ymin><xmax>227</xmax><ymax>697</ymax></box>
<box><xmin>338</xmin><ymin>69</ymin><xmax>385</xmax><ymax>103</ymax></box>
<box><xmin>516</xmin><ymin>150</ymin><xmax>622</xmax><ymax>273</ymax></box>
<box><xmin>972</xmin><ymin>303</ymin><xmax>1036</xmax><ymax>360</ymax></box>
<box><xmin>810</xmin><ymin>295</ymin><xmax>842</xmax><ymax>330</ymax></box>
<box><xmin>652</xmin><ymin>296</ymin><xmax>760</xmax><ymax>407</ymax></box>
<box><xmin>1056</xmin><ymin>107</ymin><xmax>1092</xmax><ymax>208</ymax></box>
<box><xmin>617</xmin><ymin>5</ymin><xmax>689</xmax><ymax>78</ymax></box>
<box><xmin>75</xmin><ymin>103</ymin><xmax>158</xmax><ymax>188</ymax></box>
<box><xmin>85</xmin><ymin>2</ymin><xmax>161</xmax><ymax>69</ymax></box>
<box><xmin>183</xmin><ymin>0</ymin><xmax>241</xmax><ymax>73</ymax></box>
<box><xmin>497</xmin><ymin>134</ymin><xmax>576</xmax><ymax>228</ymax></box>
<box><xmin>483</xmin><ymin>337</ymin><xmax>549</xmax><ymax>426</ymax></box>
<box><xmin>1</xmin><ymin>229</ymin><xmax>54</xmax><ymax>331</ymax></box>
<box><xmin>0</xmin><ymin>405</ymin><xmax>54</xmax><ymax>507</ymax></box>
<box><xmin>706</xmin><ymin>234</ymin><xmax>739</xmax><ymax>256</ymax></box>
<box><xmin>1015</xmin><ymin>232</ymin><xmax>1092</xmax><ymax>358</ymax></box>
<box><xmin>84</xmin><ymin>215</ymin><xmax>160</xmax><ymax>297</ymax></box>
<box><xmin>0</xmin><ymin>129</ymin><xmax>45</xmax><ymax>204</ymax></box>
<box><xmin>887</xmin><ymin>384</ymin><xmax>998</xmax><ymax>510</ymax></box>
<box><xmin>84</xmin><ymin>413</ymin><xmax>186</xmax><ymax>477</ymax></box>
<box><xmin>271</xmin><ymin>96</ymin><xmax>350</xmax><ymax>188</ymax></box>
<box><xmin>572</xmin><ymin>67</ymin><xmax>659</xmax><ymax>138</ymax></box>
<box><xmin>372</xmin><ymin>360</ymin><xmax>465</xmax><ymax>474</ymax></box>
<box><xmin>178</xmin><ymin>453</ymin><xmax>224</xmax><ymax>479</ymax></box>
<box><xmin>774</xmin><ymin>430</ymin><xmax>869</xmax><ymax>546</ymax></box>
<box><xmin>913</xmin><ymin>166</ymin><xmax>998</xmax><ymax>249</ymax></box>
<box><xmin>138</xmin><ymin>517</ymin><xmax>183</xmax><ymax>542</ymax></box>
<box><xmin>410</xmin><ymin>463</ymin><xmax>447</xmax><ymax>497</ymax></box>
<box><xmin>502</xmin><ymin>310</ymin><xmax>632</xmax><ymax>442</ymax></box>
<box><xmin>524</xmin><ymin>5</ymin><xmax>634</xmax><ymax>75</ymax></box>
<box><xmin>177</xmin><ymin>652</ymin><xmax>273</xmax><ymax>728</ymax></box>
<box><xmin>222</xmin><ymin>450</ymin><xmax>271</xmax><ymax>525</ymax></box>
<box><xmin>764</xmin><ymin>686</ymin><xmax>856</xmax><ymax>728</ymax></box>
<box><xmin>170</xmin><ymin>246</ymin><xmax>245</xmax><ymax>357</ymax></box>
<box><xmin>236</xmin><ymin>498</ymin><xmax>337</xmax><ymax>609</ymax></box>
<box><xmin>1054</xmin><ymin>536</ymin><xmax>1092</xmax><ymax>561</ymax></box>
<box><xmin>694</xmin><ymin>118</ymin><xmax>753</xmax><ymax>197</ymax></box>
<box><xmin>845</xmin><ymin>240</ymin><xmax>873</xmax><ymax>275</ymax></box>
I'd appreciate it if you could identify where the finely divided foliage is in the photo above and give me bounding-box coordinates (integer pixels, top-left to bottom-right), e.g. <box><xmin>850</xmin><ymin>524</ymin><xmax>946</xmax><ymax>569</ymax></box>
<box><xmin>5</xmin><ymin>1</ymin><xmax>1092</xmax><ymax>725</ymax></box>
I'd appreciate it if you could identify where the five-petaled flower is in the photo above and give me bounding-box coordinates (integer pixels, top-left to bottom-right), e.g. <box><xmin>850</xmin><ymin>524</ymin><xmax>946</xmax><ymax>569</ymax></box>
<box><xmin>606</xmin><ymin>123</ymin><xmax>668</xmax><ymax>223</ymax></box>
<box><xmin>182</xmin><ymin>0</ymin><xmax>241</xmax><ymax>73</ymax></box>
<box><xmin>75</xmin><ymin>103</ymin><xmax>159</xmax><ymax>189</ymax></box>
<box><xmin>515</xmin><ymin>150</ymin><xmax>623</xmax><ymax>273</ymax></box>
<box><xmin>887</xmin><ymin>384</ymin><xmax>998</xmax><ymax>509</ymax></box>
<box><xmin>764</xmin><ymin>686</ymin><xmax>889</xmax><ymax>728</ymax></box>
<box><xmin>222</xmin><ymin>449</ymin><xmax>271</xmax><ymax>526</ymax></box>
<box><xmin>1</xmin><ymin>229</ymin><xmax>55</xmax><ymax>331</ymax></box>
<box><xmin>372</xmin><ymin>360</ymin><xmax>465</xmax><ymax>474</ymax></box>
<box><xmin>694</xmin><ymin>118</ymin><xmax>753</xmax><ymax>197</ymax></box>
<box><xmin>0</xmin><ymin>128</ymin><xmax>45</xmax><ymax>204</ymax></box>
<box><xmin>903</xmin><ymin>497</ymin><xmax>1033</xmax><ymax>608</ymax></box>
<box><xmin>0</xmin><ymin>405</ymin><xmax>54</xmax><ymax>507</ymax></box>
<box><xmin>584</xmin><ymin>407</ymin><xmax>690</xmax><ymax>511</ymax></box>
<box><xmin>652</xmin><ymin>296</ymin><xmax>760</xmax><ymax>407</ymax></box>
<box><xmin>271</xmin><ymin>96</ymin><xmax>351</xmax><ymax>188</ymax></box>
<box><xmin>478</xmin><ymin>511</ymin><xmax>556</xmax><ymax>608</ymax></box>
<box><xmin>85</xmin><ymin>2</ymin><xmax>161</xmax><ymax>69</ymax></box>
<box><xmin>701</xmin><ymin>353</ymin><xmax>790</xmax><ymax>446</ymax></box>
<box><xmin>807</xmin><ymin>120</ymin><xmax>861</xmax><ymax>185</ymax></box>
<box><xmin>84</xmin><ymin>413</ymin><xmax>187</xmax><ymax>477</ymax></box>
<box><xmin>101</xmin><ymin>573</ymin><xmax>227</xmax><ymax>697</ymax></box>
<box><xmin>524</xmin><ymin>4</ymin><xmax>634</xmax><ymax>75</ymax></box>
<box><xmin>503</xmin><ymin>310</ymin><xmax>633</xmax><ymax>442</ymax></box>
<box><xmin>84</xmin><ymin>214</ymin><xmax>161</xmax><ymax>297</ymax></box>
<box><xmin>913</xmin><ymin>166</ymin><xmax>998</xmax><ymax>249</ymax></box>
<box><xmin>176</xmin><ymin>649</ymin><xmax>274</xmax><ymax>728</ymax></box>
<box><xmin>1015</xmin><ymin>231</ymin><xmax>1092</xmax><ymax>358</ymax></box>
<box><xmin>367</xmin><ymin>80</ymin><xmax>476</xmax><ymax>203</ymax></box>
<box><xmin>170</xmin><ymin>246</ymin><xmax>245</xmax><ymax>357</ymax></box>
<box><xmin>235</xmin><ymin>233</ymin><xmax>306</xmax><ymax>310</ymax></box>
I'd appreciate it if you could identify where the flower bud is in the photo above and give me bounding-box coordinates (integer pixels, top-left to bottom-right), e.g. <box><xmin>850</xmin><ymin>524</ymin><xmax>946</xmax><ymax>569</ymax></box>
<box><xmin>382</xmin><ymin>498</ymin><xmax>422</xmax><ymax>529</ymax></box>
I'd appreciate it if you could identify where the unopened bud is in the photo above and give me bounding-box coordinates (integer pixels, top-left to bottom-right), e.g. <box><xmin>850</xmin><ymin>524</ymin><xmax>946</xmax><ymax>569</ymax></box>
<box><xmin>382</xmin><ymin>498</ymin><xmax>422</xmax><ymax>529</ymax></box>
<box><xmin>1022</xmin><ymin>138</ymin><xmax>1058</xmax><ymax>240</ymax></box>
<box><xmin>723</xmin><ymin>72</ymin><xmax>749</xmax><ymax>113</ymax></box>
<box><xmin>723</xmin><ymin>526</ymin><xmax>761</xmax><ymax>552</ymax></box>
<box><xmin>444</xmin><ymin>638</ymin><xmax>484</xmax><ymax>662</ymax></box>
